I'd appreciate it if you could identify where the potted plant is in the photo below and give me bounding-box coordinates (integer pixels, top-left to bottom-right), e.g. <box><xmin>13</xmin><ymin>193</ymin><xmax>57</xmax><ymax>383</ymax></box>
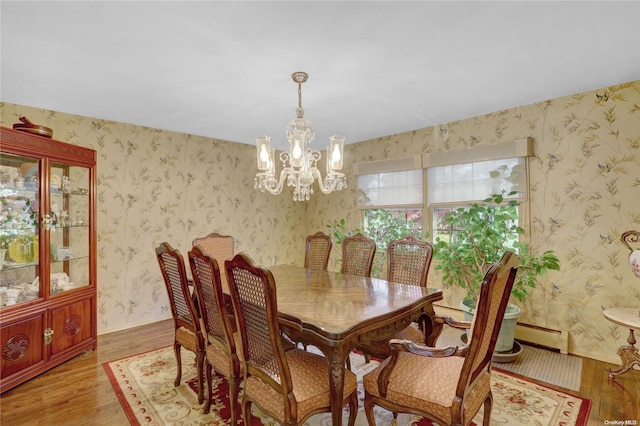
<box><xmin>433</xmin><ymin>191</ymin><xmax>560</xmax><ymax>355</ymax></box>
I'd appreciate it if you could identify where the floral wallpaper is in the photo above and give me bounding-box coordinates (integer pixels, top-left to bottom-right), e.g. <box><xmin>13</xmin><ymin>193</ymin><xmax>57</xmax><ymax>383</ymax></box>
<box><xmin>2</xmin><ymin>79</ymin><xmax>639</xmax><ymax>364</ymax></box>
<box><xmin>306</xmin><ymin>80</ymin><xmax>640</xmax><ymax>364</ymax></box>
<box><xmin>0</xmin><ymin>107</ymin><xmax>306</xmax><ymax>333</ymax></box>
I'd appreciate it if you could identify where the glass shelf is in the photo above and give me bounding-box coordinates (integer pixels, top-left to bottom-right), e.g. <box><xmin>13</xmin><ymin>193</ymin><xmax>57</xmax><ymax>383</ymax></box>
<box><xmin>1</xmin><ymin>261</ymin><xmax>38</xmax><ymax>272</ymax></box>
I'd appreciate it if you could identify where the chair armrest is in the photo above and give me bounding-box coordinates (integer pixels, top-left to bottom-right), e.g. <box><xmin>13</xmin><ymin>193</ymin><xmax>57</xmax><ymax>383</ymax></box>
<box><xmin>439</xmin><ymin>315</ymin><xmax>472</xmax><ymax>330</ymax></box>
<box><xmin>389</xmin><ymin>339</ymin><xmax>467</xmax><ymax>357</ymax></box>
<box><xmin>420</xmin><ymin>313</ymin><xmax>471</xmax><ymax>346</ymax></box>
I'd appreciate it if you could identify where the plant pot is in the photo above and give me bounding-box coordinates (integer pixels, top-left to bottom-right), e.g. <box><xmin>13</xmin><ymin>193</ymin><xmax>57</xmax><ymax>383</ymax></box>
<box><xmin>459</xmin><ymin>298</ymin><xmax>522</xmax><ymax>353</ymax></box>
<box><xmin>459</xmin><ymin>333</ymin><xmax>522</xmax><ymax>363</ymax></box>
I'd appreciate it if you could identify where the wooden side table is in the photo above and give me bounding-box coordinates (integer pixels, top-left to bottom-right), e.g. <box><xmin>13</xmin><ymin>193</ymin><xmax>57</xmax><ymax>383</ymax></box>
<box><xmin>602</xmin><ymin>307</ymin><xmax>640</xmax><ymax>378</ymax></box>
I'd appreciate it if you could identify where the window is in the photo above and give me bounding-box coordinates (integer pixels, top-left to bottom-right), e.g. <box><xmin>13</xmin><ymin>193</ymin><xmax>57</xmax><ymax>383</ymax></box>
<box><xmin>428</xmin><ymin>157</ymin><xmax>526</xmax><ymax>241</ymax></box>
<box><xmin>354</xmin><ymin>157</ymin><xmax>424</xmax><ymax>253</ymax></box>
<box><xmin>353</xmin><ymin>138</ymin><xmax>533</xmax><ymax>246</ymax></box>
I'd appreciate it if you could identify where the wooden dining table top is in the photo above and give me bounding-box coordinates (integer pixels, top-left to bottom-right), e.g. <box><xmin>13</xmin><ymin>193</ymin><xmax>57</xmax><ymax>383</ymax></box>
<box><xmin>270</xmin><ymin>264</ymin><xmax>443</xmax><ymax>339</ymax></box>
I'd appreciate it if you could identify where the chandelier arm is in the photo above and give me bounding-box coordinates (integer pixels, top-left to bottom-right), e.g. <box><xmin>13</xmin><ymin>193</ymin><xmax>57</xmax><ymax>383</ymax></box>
<box><xmin>255</xmin><ymin>169</ymin><xmax>290</xmax><ymax>195</ymax></box>
<box><xmin>310</xmin><ymin>168</ymin><xmax>346</xmax><ymax>195</ymax></box>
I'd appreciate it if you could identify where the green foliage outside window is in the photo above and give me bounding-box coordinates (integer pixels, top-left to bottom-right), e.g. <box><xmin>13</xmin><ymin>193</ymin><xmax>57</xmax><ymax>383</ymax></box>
<box><xmin>326</xmin><ymin>209</ymin><xmax>424</xmax><ymax>277</ymax></box>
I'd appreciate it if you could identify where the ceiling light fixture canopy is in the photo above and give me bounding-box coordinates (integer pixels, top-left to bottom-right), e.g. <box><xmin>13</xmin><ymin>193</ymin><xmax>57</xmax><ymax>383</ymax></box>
<box><xmin>254</xmin><ymin>71</ymin><xmax>346</xmax><ymax>201</ymax></box>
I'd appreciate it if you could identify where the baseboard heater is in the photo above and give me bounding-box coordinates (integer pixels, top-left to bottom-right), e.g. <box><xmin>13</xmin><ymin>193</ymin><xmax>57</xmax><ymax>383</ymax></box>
<box><xmin>433</xmin><ymin>304</ymin><xmax>569</xmax><ymax>354</ymax></box>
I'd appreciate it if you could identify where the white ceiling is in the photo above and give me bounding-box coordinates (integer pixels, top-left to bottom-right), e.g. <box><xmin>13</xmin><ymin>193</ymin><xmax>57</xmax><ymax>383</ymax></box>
<box><xmin>2</xmin><ymin>1</ymin><xmax>639</xmax><ymax>152</ymax></box>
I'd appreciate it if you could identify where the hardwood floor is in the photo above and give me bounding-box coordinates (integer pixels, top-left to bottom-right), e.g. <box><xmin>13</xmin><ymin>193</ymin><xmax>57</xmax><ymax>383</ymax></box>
<box><xmin>0</xmin><ymin>318</ymin><xmax>637</xmax><ymax>425</ymax></box>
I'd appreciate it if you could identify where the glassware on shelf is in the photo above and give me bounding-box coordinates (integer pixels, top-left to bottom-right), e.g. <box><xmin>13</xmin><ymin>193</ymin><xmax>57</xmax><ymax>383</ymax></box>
<box><xmin>5</xmin><ymin>288</ymin><xmax>19</xmax><ymax>305</ymax></box>
<box><xmin>13</xmin><ymin>174</ymin><xmax>24</xmax><ymax>189</ymax></box>
<box><xmin>9</xmin><ymin>235</ymin><xmax>36</xmax><ymax>264</ymax></box>
<box><xmin>59</xmin><ymin>210</ymin><xmax>70</xmax><ymax>227</ymax></box>
<box><xmin>75</xmin><ymin>212</ymin><xmax>85</xmax><ymax>226</ymax></box>
<box><xmin>51</xmin><ymin>175</ymin><xmax>61</xmax><ymax>192</ymax></box>
<box><xmin>61</xmin><ymin>176</ymin><xmax>72</xmax><ymax>193</ymax></box>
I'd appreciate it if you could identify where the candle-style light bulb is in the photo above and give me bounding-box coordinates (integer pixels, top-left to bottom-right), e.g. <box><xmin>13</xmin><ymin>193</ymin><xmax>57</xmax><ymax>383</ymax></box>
<box><xmin>259</xmin><ymin>144</ymin><xmax>270</xmax><ymax>163</ymax></box>
<box><xmin>292</xmin><ymin>140</ymin><xmax>302</xmax><ymax>160</ymax></box>
<box><xmin>331</xmin><ymin>144</ymin><xmax>342</xmax><ymax>170</ymax></box>
<box><xmin>256</xmin><ymin>136</ymin><xmax>272</xmax><ymax>171</ymax></box>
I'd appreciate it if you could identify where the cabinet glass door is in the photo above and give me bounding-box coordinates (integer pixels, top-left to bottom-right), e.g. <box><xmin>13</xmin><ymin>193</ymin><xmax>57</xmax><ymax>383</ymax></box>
<box><xmin>49</xmin><ymin>162</ymin><xmax>90</xmax><ymax>295</ymax></box>
<box><xmin>0</xmin><ymin>154</ymin><xmax>40</xmax><ymax>307</ymax></box>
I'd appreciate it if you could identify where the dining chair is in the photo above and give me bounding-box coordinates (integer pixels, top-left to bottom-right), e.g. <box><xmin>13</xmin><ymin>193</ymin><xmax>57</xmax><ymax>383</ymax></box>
<box><xmin>341</xmin><ymin>232</ymin><xmax>376</xmax><ymax>277</ymax></box>
<box><xmin>188</xmin><ymin>245</ymin><xmax>242</xmax><ymax>421</ymax></box>
<box><xmin>155</xmin><ymin>242</ymin><xmax>206</xmax><ymax>405</ymax></box>
<box><xmin>362</xmin><ymin>251</ymin><xmax>520</xmax><ymax>426</ymax></box>
<box><xmin>192</xmin><ymin>232</ymin><xmax>235</xmax><ymax>285</ymax></box>
<box><xmin>357</xmin><ymin>236</ymin><xmax>434</xmax><ymax>361</ymax></box>
<box><xmin>225</xmin><ymin>252</ymin><xmax>359</xmax><ymax>426</ymax></box>
<box><xmin>304</xmin><ymin>231</ymin><xmax>332</xmax><ymax>270</ymax></box>
<box><xmin>192</xmin><ymin>232</ymin><xmax>236</xmax><ymax>323</ymax></box>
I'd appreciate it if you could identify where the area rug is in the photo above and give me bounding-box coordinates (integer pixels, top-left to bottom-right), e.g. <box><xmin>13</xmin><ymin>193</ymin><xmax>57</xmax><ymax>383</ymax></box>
<box><xmin>104</xmin><ymin>346</ymin><xmax>591</xmax><ymax>426</ymax></box>
<box><xmin>493</xmin><ymin>343</ymin><xmax>583</xmax><ymax>391</ymax></box>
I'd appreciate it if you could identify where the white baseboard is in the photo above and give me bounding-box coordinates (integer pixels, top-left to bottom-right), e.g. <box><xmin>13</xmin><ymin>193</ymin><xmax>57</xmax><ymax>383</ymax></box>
<box><xmin>514</xmin><ymin>323</ymin><xmax>568</xmax><ymax>354</ymax></box>
<box><xmin>97</xmin><ymin>315</ymin><xmax>172</xmax><ymax>336</ymax></box>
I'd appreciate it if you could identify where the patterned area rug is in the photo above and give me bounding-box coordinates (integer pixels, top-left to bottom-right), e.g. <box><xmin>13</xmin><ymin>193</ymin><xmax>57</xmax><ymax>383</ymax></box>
<box><xmin>104</xmin><ymin>346</ymin><xmax>591</xmax><ymax>426</ymax></box>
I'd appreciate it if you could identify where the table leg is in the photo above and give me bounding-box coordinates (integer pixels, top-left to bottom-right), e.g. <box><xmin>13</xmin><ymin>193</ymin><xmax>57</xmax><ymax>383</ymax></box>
<box><xmin>420</xmin><ymin>309</ymin><xmax>443</xmax><ymax>347</ymax></box>
<box><xmin>326</xmin><ymin>346</ymin><xmax>348</xmax><ymax>426</ymax></box>
<box><xmin>607</xmin><ymin>329</ymin><xmax>640</xmax><ymax>379</ymax></box>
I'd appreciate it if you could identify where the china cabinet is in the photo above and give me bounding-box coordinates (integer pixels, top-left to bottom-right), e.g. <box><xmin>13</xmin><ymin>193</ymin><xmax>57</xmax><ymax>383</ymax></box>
<box><xmin>0</xmin><ymin>127</ymin><xmax>97</xmax><ymax>393</ymax></box>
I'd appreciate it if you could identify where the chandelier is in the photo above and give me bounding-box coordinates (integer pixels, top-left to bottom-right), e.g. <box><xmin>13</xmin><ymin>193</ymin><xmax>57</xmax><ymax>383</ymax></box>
<box><xmin>254</xmin><ymin>71</ymin><xmax>346</xmax><ymax>201</ymax></box>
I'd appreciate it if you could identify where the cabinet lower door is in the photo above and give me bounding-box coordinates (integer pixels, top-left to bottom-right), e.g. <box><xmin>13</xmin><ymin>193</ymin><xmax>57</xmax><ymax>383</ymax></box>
<box><xmin>49</xmin><ymin>298</ymin><xmax>93</xmax><ymax>358</ymax></box>
<box><xmin>0</xmin><ymin>312</ymin><xmax>46</xmax><ymax>391</ymax></box>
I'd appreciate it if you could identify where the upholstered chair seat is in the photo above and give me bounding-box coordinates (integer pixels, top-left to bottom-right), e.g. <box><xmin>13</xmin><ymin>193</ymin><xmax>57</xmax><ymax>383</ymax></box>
<box><xmin>363</xmin><ymin>354</ymin><xmax>490</xmax><ymax>424</ymax></box>
<box><xmin>203</xmin><ymin>332</ymin><xmax>244</xmax><ymax>378</ymax></box>
<box><xmin>245</xmin><ymin>348</ymin><xmax>358</xmax><ymax>422</ymax></box>
<box><xmin>175</xmin><ymin>326</ymin><xmax>200</xmax><ymax>352</ymax></box>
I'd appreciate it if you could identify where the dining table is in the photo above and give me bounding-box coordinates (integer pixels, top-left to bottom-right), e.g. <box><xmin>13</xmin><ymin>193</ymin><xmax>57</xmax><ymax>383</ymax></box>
<box><xmin>268</xmin><ymin>264</ymin><xmax>443</xmax><ymax>426</ymax></box>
